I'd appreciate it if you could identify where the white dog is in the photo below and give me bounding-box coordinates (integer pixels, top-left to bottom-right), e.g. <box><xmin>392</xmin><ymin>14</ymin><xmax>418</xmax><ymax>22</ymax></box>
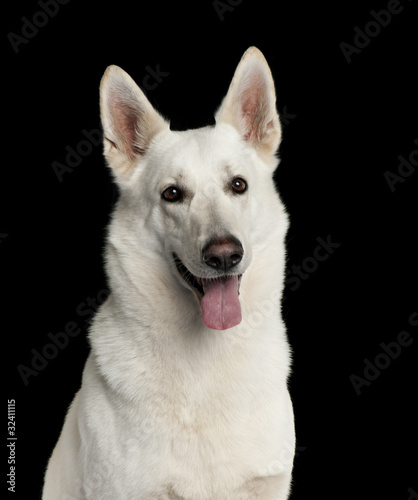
<box><xmin>43</xmin><ymin>46</ymin><xmax>295</xmax><ymax>500</ymax></box>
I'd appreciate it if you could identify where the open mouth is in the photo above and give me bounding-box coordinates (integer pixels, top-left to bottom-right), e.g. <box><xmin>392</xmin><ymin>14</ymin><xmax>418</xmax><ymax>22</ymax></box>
<box><xmin>173</xmin><ymin>253</ymin><xmax>243</xmax><ymax>330</ymax></box>
<box><xmin>173</xmin><ymin>254</ymin><xmax>205</xmax><ymax>299</ymax></box>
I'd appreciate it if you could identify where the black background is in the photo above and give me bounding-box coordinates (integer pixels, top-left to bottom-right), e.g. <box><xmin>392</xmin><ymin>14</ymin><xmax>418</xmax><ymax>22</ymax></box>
<box><xmin>3</xmin><ymin>0</ymin><xmax>417</xmax><ymax>498</ymax></box>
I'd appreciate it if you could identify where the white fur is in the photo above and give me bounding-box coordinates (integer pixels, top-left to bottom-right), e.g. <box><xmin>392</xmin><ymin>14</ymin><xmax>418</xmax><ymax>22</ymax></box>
<box><xmin>43</xmin><ymin>47</ymin><xmax>295</xmax><ymax>500</ymax></box>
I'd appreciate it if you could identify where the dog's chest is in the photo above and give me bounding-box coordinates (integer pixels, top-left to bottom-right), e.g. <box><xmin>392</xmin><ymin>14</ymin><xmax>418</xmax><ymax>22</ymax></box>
<box><xmin>95</xmin><ymin>365</ymin><xmax>282</xmax><ymax>498</ymax></box>
<box><xmin>118</xmin><ymin>399</ymin><xmax>277</xmax><ymax>499</ymax></box>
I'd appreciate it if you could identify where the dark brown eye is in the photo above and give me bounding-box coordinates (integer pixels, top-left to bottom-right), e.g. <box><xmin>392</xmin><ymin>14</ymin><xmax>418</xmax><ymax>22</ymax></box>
<box><xmin>231</xmin><ymin>177</ymin><xmax>247</xmax><ymax>194</ymax></box>
<box><xmin>162</xmin><ymin>186</ymin><xmax>183</xmax><ymax>202</ymax></box>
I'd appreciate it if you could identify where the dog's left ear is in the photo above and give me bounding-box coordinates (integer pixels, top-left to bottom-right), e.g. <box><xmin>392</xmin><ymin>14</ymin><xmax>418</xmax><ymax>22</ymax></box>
<box><xmin>215</xmin><ymin>47</ymin><xmax>281</xmax><ymax>159</ymax></box>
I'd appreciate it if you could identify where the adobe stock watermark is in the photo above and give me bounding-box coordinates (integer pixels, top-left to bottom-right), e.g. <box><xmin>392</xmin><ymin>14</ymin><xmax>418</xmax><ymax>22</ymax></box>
<box><xmin>139</xmin><ymin>64</ymin><xmax>170</xmax><ymax>92</ymax></box>
<box><xmin>17</xmin><ymin>288</ymin><xmax>109</xmax><ymax>386</ymax></box>
<box><xmin>213</xmin><ymin>0</ymin><xmax>244</xmax><ymax>22</ymax></box>
<box><xmin>408</xmin><ymin>487</ymin><xmax>418</xmax><ymax>500</ymax></box>
<box><xmin>247</xmin><ymin>443</ymin><xmax>305</xmax><ymax>497</ymax></box>
<box><xmin>52</xmin><ymin>128</ymin><xmax>102</xmax><ymax>182</ymax></box>
<box><xmin>279</xmin><ymin>105</ymin><xmax>298</xmax><ymax>127</ymax></box>
<box><xmin>7</xmin><ymin>0</ymin><xmax>71</xmax><ymax>54</ymax></box>
<box><xmin>285</xmin><ymin>235</ymin><xmax>341</xmax><ymax>292</ymax></box>
<box><xmin>339</xmin><ymin>0</ymin><xmax>412</xmax><ymax>64</ymax></box>
<box><xmin>349</xmin><ymin>311</ymin><xmax>417</xmax><ymax>396</ymax></box>
<box><xmin>261</xmin><ymin>444</ymin><xmax>306</xmax><ymax>478</ymax></box>
<box><xmin>383</xmin><ymin>138</ymin><xmax>418</xmax><ymax>193</ymax></box>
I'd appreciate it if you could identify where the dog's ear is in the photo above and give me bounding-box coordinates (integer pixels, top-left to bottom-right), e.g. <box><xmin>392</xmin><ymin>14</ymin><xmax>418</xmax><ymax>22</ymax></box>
<box><xmin>215</xmin><ymin>47</ymin><xmax>281</xmax><ymax>160</ymax></box>
<box><xmin>100</xmin><ymin>65</ymin><xmax>168</xmax><ymax>183</ymax></box>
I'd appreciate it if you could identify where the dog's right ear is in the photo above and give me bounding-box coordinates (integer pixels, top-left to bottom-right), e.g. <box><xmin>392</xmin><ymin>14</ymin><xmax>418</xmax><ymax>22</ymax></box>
<box><xmin>100</xmin><ymin>65</ymin><xmax>168</xmax><ymax>184</ymax></box>
<box><xmin>215</xmin><ymin>47</ymin><xmax>281</xmax><ymax>163</ymax></box>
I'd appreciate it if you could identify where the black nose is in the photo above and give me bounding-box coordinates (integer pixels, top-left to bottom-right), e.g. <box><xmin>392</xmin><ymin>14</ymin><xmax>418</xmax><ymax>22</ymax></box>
<box><xmin>202</xmin><ymin>235</ymin><xmax>243</xmax><ymax>272</ymax></box>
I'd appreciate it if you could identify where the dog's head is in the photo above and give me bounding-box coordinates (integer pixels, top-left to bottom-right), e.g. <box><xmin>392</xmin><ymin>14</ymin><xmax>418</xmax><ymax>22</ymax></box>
<box><xmin>100</xmin><ymin>47</ymin><xmax>286</xmax><ymax>331</ymax></box>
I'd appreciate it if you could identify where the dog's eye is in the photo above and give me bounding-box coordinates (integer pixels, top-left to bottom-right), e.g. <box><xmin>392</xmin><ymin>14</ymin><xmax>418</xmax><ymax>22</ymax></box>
<box><xmin>162</xmin><ymin>186</ymin><xmax>183</xmax><ymax>202</ymax></box>
<box><xmin>231</xmin><ymin>177</ymin><xmax>247</xmax><ymax>194</ymax></box>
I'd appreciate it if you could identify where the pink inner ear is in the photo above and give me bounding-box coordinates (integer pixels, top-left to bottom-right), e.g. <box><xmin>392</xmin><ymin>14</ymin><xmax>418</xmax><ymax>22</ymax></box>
<box><xmin>241</xmin><ymin>92</ymin><xmax>259</xmax><ymax>141</ymax></box>
<box><xmin>242</xmin><ymin>93</ymin><xmax>259</xmax><ymax>118</ymax></box>
<box><xmin>110</xmin><ymin>96</ymin><xmax>144</xmax><ymax>158</ymax></box>
<box><xmin>239</xmin><ymin>70</ymin><xmax>268</xmax><ymax>142</ymax></box>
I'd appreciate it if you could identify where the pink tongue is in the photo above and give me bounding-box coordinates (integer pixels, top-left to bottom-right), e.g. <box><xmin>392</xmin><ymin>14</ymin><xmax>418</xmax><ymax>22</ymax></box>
<box><xmin>201</xmin><ymin>276</ymin><xmax>241</xmax><ymax>330</ymax></box>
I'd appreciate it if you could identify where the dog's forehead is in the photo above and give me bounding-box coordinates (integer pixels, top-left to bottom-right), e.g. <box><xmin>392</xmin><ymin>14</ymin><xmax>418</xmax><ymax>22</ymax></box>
<box><xmin>152</xmin><ymin>125</ymin><xmax>247</xmax><ymax>177</ymax></box>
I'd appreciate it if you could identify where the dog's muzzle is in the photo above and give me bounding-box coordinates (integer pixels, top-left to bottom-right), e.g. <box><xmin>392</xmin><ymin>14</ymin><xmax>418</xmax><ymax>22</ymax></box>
<box><xmin>173</xmin><ymin>235</ymin><xmax>244</xmax><ymax>331</ymax></box>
